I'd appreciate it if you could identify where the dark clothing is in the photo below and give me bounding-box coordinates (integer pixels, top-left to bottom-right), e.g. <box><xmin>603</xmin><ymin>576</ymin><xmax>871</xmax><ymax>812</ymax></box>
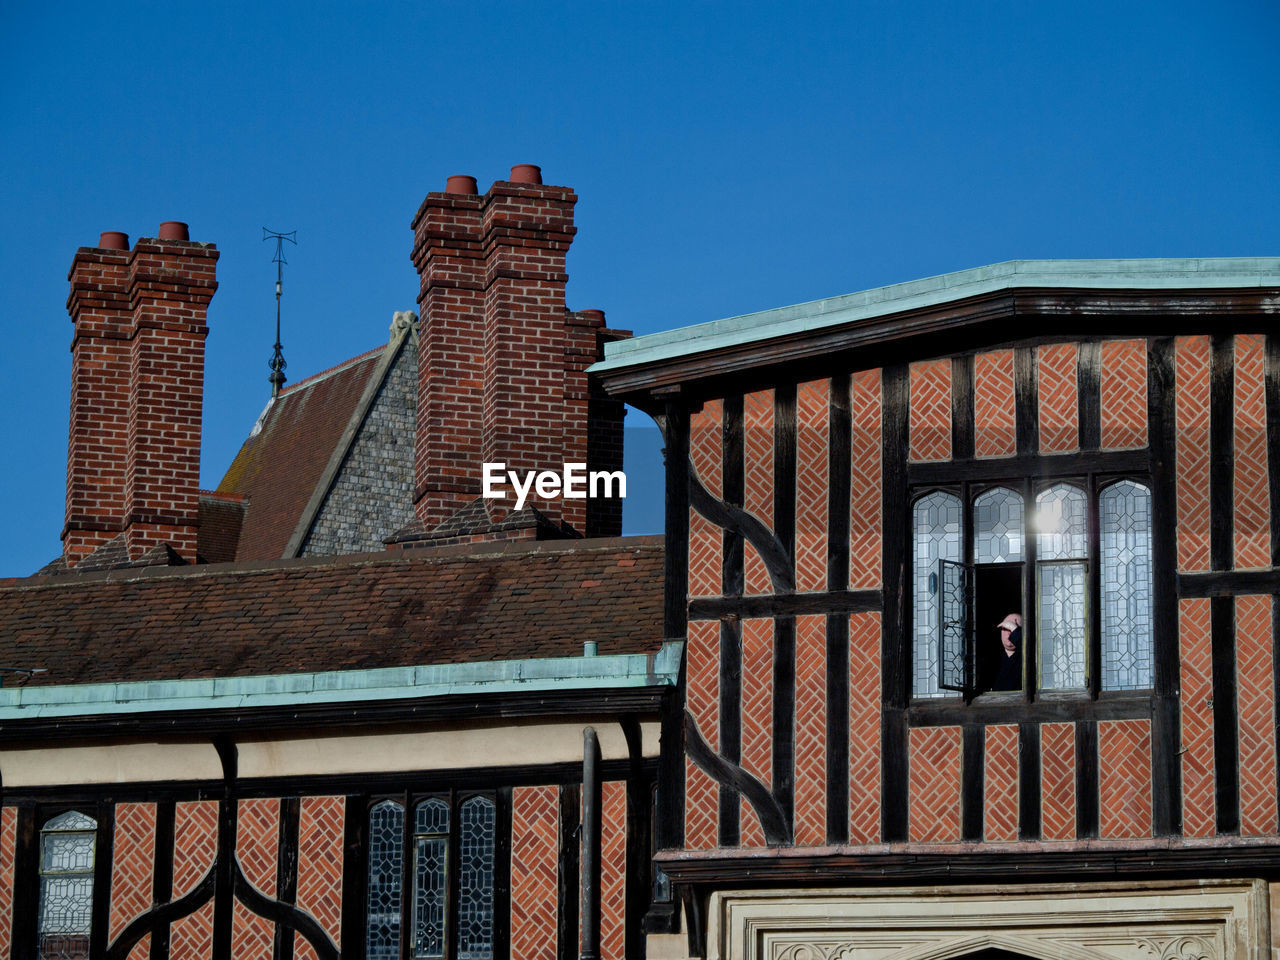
<box><xmin>992</xmin><ymin>627</ymin><xmax>1023</xmax><ymax>690</ymax></box>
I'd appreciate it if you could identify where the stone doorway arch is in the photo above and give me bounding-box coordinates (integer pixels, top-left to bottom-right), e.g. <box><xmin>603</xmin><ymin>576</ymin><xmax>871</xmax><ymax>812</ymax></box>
<box><xmin>709</xmin><ymin>881</ymin><xmax>1265</xmax><ymax>960</ymax></box>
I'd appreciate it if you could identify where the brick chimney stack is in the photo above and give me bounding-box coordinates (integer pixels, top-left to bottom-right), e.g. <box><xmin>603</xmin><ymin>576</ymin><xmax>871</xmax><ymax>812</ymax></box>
<box><xmin>63</xmin><ymin>223</ymin><xmax>218</xmax><ymax>567</ymax></box>
<box><xmin>64</xmin><ymin>234</ymin><xmax>133</xmax><ymax>564</ymax></box>
<box><xmin>410</xmin><ymin>177</ymin><xmax>487</xmax><ymax>529</ymax></box>
<box><xmin>408</xmin><ymin>166</ymin><xmax>627</xmax><ymax>540</ymax></box>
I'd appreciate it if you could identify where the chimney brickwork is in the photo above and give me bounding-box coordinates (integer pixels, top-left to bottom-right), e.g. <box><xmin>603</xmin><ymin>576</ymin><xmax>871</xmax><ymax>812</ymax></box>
<box><xmin>410</xmin><ymin>169</ymin><xmax>629</xmax><ymax>540</ymax></box>
<box><xmin>124</xmin><ymin>235</ymin><xmax>217</xmax><ymax>562</ymax></box>
<box><xmin>410</xmin><ymin>188</ymin><xmax>487</xmax><ymax>530</ymax></box>
<box><xmin>62</xmin><ymin>228</ymin><xmax>217</xmax><ymax>567</ymax></box>
<box><xmin>64</xmin><ymin>244</ymin><xmax>133</xmax><ymax>564</ymax></box>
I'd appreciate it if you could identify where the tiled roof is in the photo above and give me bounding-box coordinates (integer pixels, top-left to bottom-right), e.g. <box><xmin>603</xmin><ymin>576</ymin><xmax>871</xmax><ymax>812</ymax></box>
<box><xmin>0</xmin><ymin>536</ymin><xmax>664</xmax><ymax>687</ymax></box>
<box><xmin>217</xmin><ymin>348</ymin><xmax>383</xmax><ymax>561</ymax></box>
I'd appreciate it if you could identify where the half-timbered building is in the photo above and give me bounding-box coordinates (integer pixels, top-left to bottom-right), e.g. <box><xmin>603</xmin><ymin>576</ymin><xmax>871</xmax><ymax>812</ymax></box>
<box><xmin>592</xmin><ymin>259</ymin><xmax>1280</xmax><ymax>960</ymax></box>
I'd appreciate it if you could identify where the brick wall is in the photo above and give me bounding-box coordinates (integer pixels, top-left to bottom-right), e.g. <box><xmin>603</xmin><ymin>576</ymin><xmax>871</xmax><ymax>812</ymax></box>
<box><xmin>170</xmin><ymin>800</ymin><xmax>218</xmax><ymax>957</ymax></box>
<box><xmin>908</xmin><ymin>726</ymin><xmax>962</xmax><ymax>842</ymax></box>
<box><xmin>233</xmin><ymin>799</ymin><xmax>280</xmax><ymax>960</ymax></box>
<box><xmin>792</xmin><ymin>614</ymin><xmax>827</xmax><ymax>846</ymax></box>
<box><xmin>743</xmin><ymin>389</ymin><xmax>775</xmax><ymax>594</ymax></box>
<box><xmin>511</xmin><ymin>786</ymin><xmax>559</xmax><ymax>960</ymax></box>
<box><xmin>109</xmin><ymin>802</ymin><xmax>156</xmax><ymax>951</ymax></box>
<box><xmin>688</xmin><ymin>401</ymin><xmax>723</xmax><ymax>598</ymax></box>
<box><xmin>685</xmin><ymin>618</ymin><xmax>721</xmax><ymax>850</ymax></box>
<box><xmin>983</xmin><ymin>724</ymin><xmax>1019</xmax><ymax>842</ymax></box>
<box><xmin>295</xmin><ymin>796</ymin><xmax>345</xmax><ymax>954</ymax></box>
<box><xmin>909</xmin><ymin>359</ymin><xmax>951</xmax><ymax>462</ymax></box>
<box><xmin>0</xmin><ymin>807</ymin><xmax>15</xmax><ymax>960</ymax></box>
<box><xmin>973</xmin><ymin>349</ymin><xmax>1016</xmax><ymax>458</ymax></box>
<box><xmin>794</xmin><ymin>380</ymin><xmax>828</xmax><ymax>592</ymax></box>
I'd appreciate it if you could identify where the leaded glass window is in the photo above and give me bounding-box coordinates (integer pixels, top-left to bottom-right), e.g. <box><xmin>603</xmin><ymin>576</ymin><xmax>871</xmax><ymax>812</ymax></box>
<box><xmin>367</xmin><ymin>793</ymin><xmax>497</xmax><ymax>960</ymax></box>
<box><xmin>912</xmin><ymin>491</ymin><xmax>962</xmax><ymax>697</ymax></box>
<box><xmin>911</xmin><ymin>475</ymin><xmax>1153</xmax><ymax>700</ymax></box>
<box><xmin>413</xmin><ymin>799</ymin><xmax>449</xmax><ymax>959</ymax></box>
<box><xmin>1035</xmin><ymin>484</ymin><xmax>1088</xmax><ymax>690</ymax></box>
<box><xmin>1100</xmin><ymin>480</ymin><xmax>1153</xmax><ymax>690</ymax></box>
<box><xmin>457</xmin><ymin>797</ymin><xmax>495</xmax><ymax>960</ymax></box>
<box><xmin>367</xmin><ymin>800</ymin><xmax>405</xmax><ymax>960</ymax></box>
<box><xmin>38</xmin><ymin>810</ymin><xmax>96</xmax><ymax>960</ymax></box>
<box><xmin>973</xmin><ymin>487</ymin><xmax>1024</xmax><ymax>564</ymax></box>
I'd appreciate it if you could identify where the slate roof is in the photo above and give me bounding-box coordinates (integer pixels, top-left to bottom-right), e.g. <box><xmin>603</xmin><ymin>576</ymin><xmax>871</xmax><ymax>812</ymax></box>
<box><xmin>217</xmin><ymin>346</ymin><xmax>384</xmax><ymax>562</ymax></box>
<box><xmin>0</xmin><ymin>536</ymin><xmax>663</xmax><ymax>687</ymax></box>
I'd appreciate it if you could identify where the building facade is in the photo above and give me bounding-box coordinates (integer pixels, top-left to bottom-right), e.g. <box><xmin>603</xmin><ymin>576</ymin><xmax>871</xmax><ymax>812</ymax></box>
<box><xmin>592</xmin><ymin>260</ymin><xmax>1280</xmax><ymax>959</ymax></box>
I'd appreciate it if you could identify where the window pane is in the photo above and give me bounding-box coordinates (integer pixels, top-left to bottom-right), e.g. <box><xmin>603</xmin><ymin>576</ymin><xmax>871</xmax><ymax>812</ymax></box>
<box><xmin>366</xmin><ymin>800</ymin><xmax>404</xmax><ymax>960</ymax></box>
<box><xmin>412</xmin><ymin>797</ymin><xmax>450</xmax><ymax>960</ymax></box>
<box><xmin>973</xmin><ymin>487</ymin><xmax>1024</xmax><ymax>563</ymax></box>
<box><xmin>912</xmin><ymin>491</ymin><xmax>962</xmax><ymax>697</ymax></box>
<box><xmin>38</xmin><ymin>811</ymin><xmax>96</xmax><ymax>960</ymax></box>
<box><xmin>457</xmin><ymin>797</ymin><xmax>496</xmax><ymax>960</ymax></box>
<box><xmin>1101</xmin><ymin>480</ymin><xmax>1154</xmax><ymax>689</ymax></box>
<box><xmin>416</xmin><ymin>797</ymin><xmax>450</xmax><ymax>835</ymax></box>
<box><xmin>1035</xmin><ymin>483</ymin><xmax>1087</xmax><ymax>560</ymax></box>
<box><xmin>1038</xmin><ymin>561</ymin><xmax>1088</xmax><ymax>690</ymax></box>
<box><xmin>412</xmin><ymin>836</ymin><xmax>447</xmax><ymax>959</ymax></box>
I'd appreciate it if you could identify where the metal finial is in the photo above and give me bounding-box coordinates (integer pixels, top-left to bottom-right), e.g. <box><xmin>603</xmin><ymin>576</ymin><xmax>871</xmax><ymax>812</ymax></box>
<box><xmin>263</xmin><ymin>227</ymin><xmax>297</xmax><ymax>397</ymax></box>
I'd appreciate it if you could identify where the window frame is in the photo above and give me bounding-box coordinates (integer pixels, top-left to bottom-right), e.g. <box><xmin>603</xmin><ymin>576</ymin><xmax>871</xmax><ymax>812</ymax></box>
<box><xmin>910</xmin><ymin>470</ymin><xmax>1154</xmax><ymax>705</ymax></box>
<box><xmin>364</xmin><ymin>789</ymin><xmax>500</xmax><ymax>960</ymax></box>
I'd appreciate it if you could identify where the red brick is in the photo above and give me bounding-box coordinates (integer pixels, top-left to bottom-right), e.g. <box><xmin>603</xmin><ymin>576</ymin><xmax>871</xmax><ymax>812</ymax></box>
<box><xmin>983</xmin><ymin>725</ymin><xmax>1019</xmax><ymax>842</ymax></box>
<box><xmin>600</xmin><ymin>781</ymin><xmax>627</xmax><ymax>960</ymax></box>
<box><xmin>0</xmin><ymin>807</ymin><xmax>16</xmax><ymax>959</ymax></box>
<box><xmin>1099</xmin><ymin>340</ymin><xmax>1147</xmax><ymax>450</ymax></box>
<box><xmin>1098</xmin><ymin>719</ymin><xmax>1152</xmax><ymax>838</ymax></box>
<box><xmin>1037</xmin><ymin>343</ymin><xmax>1078</xmax><ymax>453</ymax></box>
<box><xmin>795</xmin><ymin>380</ymin><xmax>829</xmax><ymax>592</ymax></box>
<box><xmin>1175</xmin><ymin>337</ymin><xmax>1212</xmax><ymax>572</ymax></box>
<box><xmin>792</xmin><ymin>614</ymin><xmax>826</xmax><ymax>846</ymax></box>
<box><xmin>1233</xmin><ymin>335</ymin><xmax>1270</xmax><ymax>569</ymax></box>
<box><xmin>909</xmin><ymin>359</ymin><xmax>951</xmax><ymax>462</ymax></box>
<box><xmin>684</xmin><ymin>619</ymin><xmax>720</xmax><ymax>850</ymax></box>
<box><xmin>847</xmin><ymin>612</ymin><xmax>882</xmax><ymax>844</ymax></box>
<box><xmin>974</xmin><ymin>350</ymin><xmax>1016</xmax><ymax>458</ymax></box>
<box><xmin>908</xmin><ymin>725</ymin><xmax>961</xmax><ymax>842</ymax></box>
<box><xmin>171</xmin><ymin>801</ymin><xmax>218</xmax><ymax>958</ymax></box>
<box><xmin>689</xmin><ymin>400</ymin><xmax>723</xmax><ymax>599</ymax></box>
<box><xmin>848</xmin><ymin>370</ymin><xmax>882</xmax><ymax>589</ymax></box>
<box><xmin>1180</xmin><ymin>598</ymin><xmax>1216</xmax><ymax>837</ymax></box>
<box><xmin>1040</xmin><ymin>722</ymin><xmax>1076</xmax><ymax>841</ymax></box>
<box><xmin>296</xmin><ymin>796</ymin><xmax>344</xmax><ymax>948</ymax></box>
<box><xmin>1236</xmin><ymin>595</ymin><xmax>1277</xmax><ymax>836</ymax></box>
<box><xmin>511</xmin><ymin>786</ymin><xmax>559</xmax><ymax>960</ymax></box>
<box><xmin>110</xmin><ymin>802</ymin><xmax>156</xmax><ymax>940</ymax></box>
<box><xmin>739</xmin><ymin>618</ymin><xmax>774</xmax><ymax>846</ymax></box>
<box><xmin>233</xmin><ymin>798</ymin><xmax>279</xmax><ymax>960</ymax></box>
<box><xmin>743</xmin><ymin>389</ymin><xmax>775</xmax><ymax>594</ymax></box>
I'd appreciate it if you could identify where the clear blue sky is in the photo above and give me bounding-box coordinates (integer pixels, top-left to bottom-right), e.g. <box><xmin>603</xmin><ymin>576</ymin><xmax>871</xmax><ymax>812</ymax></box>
<box><xmin>2</xmin><ymin>1</ymin><xmax>1277</xmax><ymax>576</ymax></box>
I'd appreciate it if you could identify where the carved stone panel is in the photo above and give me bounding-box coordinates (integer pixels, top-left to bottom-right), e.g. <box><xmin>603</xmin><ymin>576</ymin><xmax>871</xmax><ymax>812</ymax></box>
<box><xmin>709</xmin><ymin>881</ymin><xmax>1270</xmax><ymax>960</ymax></box>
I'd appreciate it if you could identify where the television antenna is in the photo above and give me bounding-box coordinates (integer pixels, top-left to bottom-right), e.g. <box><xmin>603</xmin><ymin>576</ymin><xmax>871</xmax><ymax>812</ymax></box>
<box><xmin>263</xmin><ymin>228</ymin><xmax>297</xmax><ymax>397</ymax></box>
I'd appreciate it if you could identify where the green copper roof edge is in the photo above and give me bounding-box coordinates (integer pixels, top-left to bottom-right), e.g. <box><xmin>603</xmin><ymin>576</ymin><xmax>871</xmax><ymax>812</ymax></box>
<box><xmin>0</xmin><ymin>642</ymin><xmax>682</xmax><ymax>720</ymax></box>
<box><xmin>592</xmin><ymin>257</ymin><xmax>1280</xmax><ymax>373</ymax></box>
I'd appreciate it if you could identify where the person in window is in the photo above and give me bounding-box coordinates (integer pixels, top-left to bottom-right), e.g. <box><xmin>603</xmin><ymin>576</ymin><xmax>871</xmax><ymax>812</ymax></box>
<box><xmin>992</xmin><ymin>614</ymin><xmax>1023</xmax><ymax>691</ymax></box>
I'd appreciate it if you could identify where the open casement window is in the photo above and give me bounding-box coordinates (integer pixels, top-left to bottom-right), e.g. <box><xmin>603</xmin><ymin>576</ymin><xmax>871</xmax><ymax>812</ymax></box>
<box><xmin>366</xmin><ymin>793</ymin><xmax>497</xmax><ymax>960</ymax></box>
<box><xmin>912</xmin><ymin>478</ymin><xmax>1154</xmax><ymax>700</ymax></box>
<box><xmin>936</xmin><ymin>559</ymin><xmax>971</xmax><ymax>693</ymax></box>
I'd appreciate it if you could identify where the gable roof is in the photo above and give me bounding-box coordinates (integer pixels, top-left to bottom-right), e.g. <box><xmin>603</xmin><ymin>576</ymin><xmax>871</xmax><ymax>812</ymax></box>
<box><xmin>0</xmin><ymin>536</ymin><xmax>663</xmax><ymax>688</ymax></box>
<box><xmin>217</xmin><ymin>343</ymin><xmax>388</xmax><ymax>561</ymax></box>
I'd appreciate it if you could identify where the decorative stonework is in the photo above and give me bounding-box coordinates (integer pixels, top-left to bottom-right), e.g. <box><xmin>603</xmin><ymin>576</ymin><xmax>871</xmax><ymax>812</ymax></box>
<box><xmin>709</xmin><ymin>881</ymin><xmax>1268</xmax><ymax>960</ymax></box>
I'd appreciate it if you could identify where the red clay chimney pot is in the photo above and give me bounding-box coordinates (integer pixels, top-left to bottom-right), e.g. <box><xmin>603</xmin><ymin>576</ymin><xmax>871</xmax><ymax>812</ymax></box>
<box><xmin>445</xmin><ymin>175</ymin><xmax>479</xmax><ymax>195</ymax></box>
<box><xmin>158</xmin><ymin>221</ymin><xmax>190</xmax><ymax>241</ymax></box>
<box><xmin>580</xmin><ymin>309</ymin><xmax>606</xmax><ymax>323</ymax></box>
<box><xmin>509</xmin><ymin>164</ymin><xmax>542</xmax><ymax>184</ymax></box>
<box><xmin>99</xmin><ymin>231</ymin><xmax>129</xmax><ymax>250</ymax></box>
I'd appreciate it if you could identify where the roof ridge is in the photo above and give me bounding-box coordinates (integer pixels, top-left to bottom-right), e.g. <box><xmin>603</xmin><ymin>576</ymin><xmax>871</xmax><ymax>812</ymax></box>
<box><xmin>279</xmin><ymin>343</ymin><xmax>385</xmax><ymax>395</ymax></box>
